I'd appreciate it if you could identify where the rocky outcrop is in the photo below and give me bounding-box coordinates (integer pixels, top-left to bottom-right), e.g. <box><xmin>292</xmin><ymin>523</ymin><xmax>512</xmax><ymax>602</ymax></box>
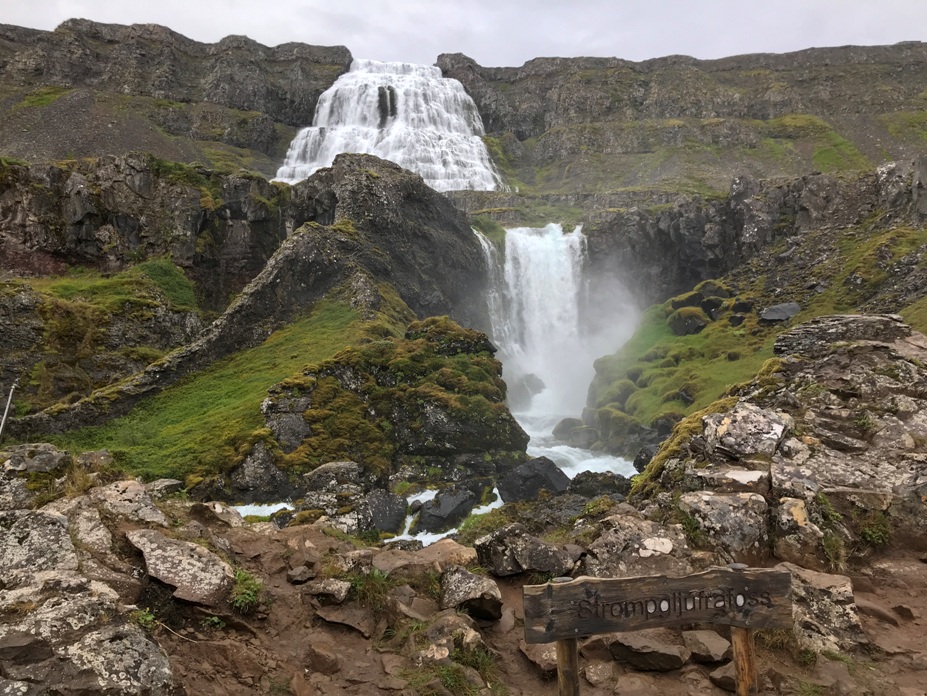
<box><xmin>0</xmin><ymin>20</ymin><xmax>350</xmax><ymax>171</ymax></box>
<box><xmin>7</xmin><ymin>153</ymin><xmax>492</xmax><ymax>438</ymax></box>
<box><xmin>258</xmin><ymin>315</ymin><xmax>527</xmax><ymax>492</ymax></box>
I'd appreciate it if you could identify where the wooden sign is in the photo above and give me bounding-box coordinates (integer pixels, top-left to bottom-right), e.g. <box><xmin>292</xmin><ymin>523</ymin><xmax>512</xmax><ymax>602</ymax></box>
<box><xmin>523</xmin><ymin>567</ymin><xmax>792</xmax><ymax>644</ymax></box>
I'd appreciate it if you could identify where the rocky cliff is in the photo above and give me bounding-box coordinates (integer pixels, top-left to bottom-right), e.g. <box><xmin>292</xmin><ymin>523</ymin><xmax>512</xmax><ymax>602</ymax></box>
<box><xmin>439</xmin><ymin>44</ymin><xmax>927</xmax><ymax>197</ymax></box>
<box><xmin>0</xmin><ymin>20</ymin><xmax>351</xmax><ymax>175</ymax></box>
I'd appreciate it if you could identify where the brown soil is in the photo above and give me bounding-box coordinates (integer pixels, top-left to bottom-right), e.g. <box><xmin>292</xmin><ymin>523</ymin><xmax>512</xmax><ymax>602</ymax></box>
<box><xmin>144</xmin><ymin>519</ymin><xmax>927</xmax><ymax>696</ymax></box>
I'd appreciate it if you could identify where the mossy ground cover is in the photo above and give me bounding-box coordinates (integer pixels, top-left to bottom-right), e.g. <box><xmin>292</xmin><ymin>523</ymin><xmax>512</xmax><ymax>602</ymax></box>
<box><xmin>48</xmin><ymin>301</ymin><xmax>363</xmax><ymax>482</ymax></box>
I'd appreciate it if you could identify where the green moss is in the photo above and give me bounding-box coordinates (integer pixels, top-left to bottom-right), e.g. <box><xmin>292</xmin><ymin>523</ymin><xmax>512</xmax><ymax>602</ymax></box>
<box><xmin>471</xmin><ymin>215</ymin><xmax>507</xmax><ymax>246</ymax></box>
<box><xmin>14</xmin><ymin>86</ymin><xmax>72</xmax><ymax>109</ymax></box>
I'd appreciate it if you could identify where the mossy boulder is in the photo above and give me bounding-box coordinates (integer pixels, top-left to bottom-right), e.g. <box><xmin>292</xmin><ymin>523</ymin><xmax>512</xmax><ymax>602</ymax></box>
<box><xmin>667</xmin><ymin>306</ymin><xmax>711</xmax><ymax>335</ymax></box>
<box><xmin>261</xmin><ymin>316</ymin><xmax>529</xmax><ymax>490</ymax></box>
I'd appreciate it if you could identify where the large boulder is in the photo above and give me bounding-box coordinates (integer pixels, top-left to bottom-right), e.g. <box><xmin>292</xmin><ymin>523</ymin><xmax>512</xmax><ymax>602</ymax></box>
<box><xmin>778</xmin><ymin>562</ymin><xmax>868</xmax><ymax>653</ymax></box>
<box><xmin>497</xmin><ymin>456</ymin><xmax>570</xmax><ymax>503</ymax></box>
<box><xmin>677</xmin><ymin>491</ymin><xmax>769</xmax><ymax>563</ymax></box>
<box><xmin>229</xmin><ymin>441</ymin><xmax>296</xmax><ymax>503</ymax></box>
<box><xmin>0</xmin><ymin>511</ymin><xmax>78</xmax><ymax>588</ymax></box>
<box><xmin>608</xmin><ymin>629</ymin><xmax>691</xmax><ymax>671</ymax></box>
<box><xmin>412</xmin><ymin>488</ymin><xmax>477</xmax><ymax>534</ymax></box>
<box><xmin>702</xmin><ymin>403</ymin><xmax>792</xmax><ymax>460</ymax></box>
<box><xmin>126</xmin><ymin>529</ymin><xmax>234</xmax><ymax>606</ymax></box>
<box><xmin>89</xmin><ymin>480</ymin><xmax>168</xmax><ymax>527</ymax></box>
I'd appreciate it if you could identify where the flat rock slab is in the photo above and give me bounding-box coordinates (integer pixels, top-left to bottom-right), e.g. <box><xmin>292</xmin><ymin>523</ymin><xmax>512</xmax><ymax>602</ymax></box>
<box><xmin>518</xmin><ymin>640</ymin><xmax>557</xmax><ymax>676</ymax></box>
<box><xmin>440</xmin><ymin>565</ymin><xmax>502</xmax><ymax>621</ymax></box>
<box><xmin>682</xmin><ymin>630</ymin><xmax>732</xmax><ymax>663</ymax></box>
<box><xmin>316</xmin><ymin>605</ymin><xmax>376</xmax><ymax>638</ymax></box>
<box><xmin>91</xmin><ymin>481</ymin><xmax>168</xmax><ymax>527</ymax></box>
<box><xmin>609</xmin><ymin>628</ymin><xmax>691</xmax><ymax>671</ymax></box>
<box><xmin>0</xmin><ymin>510</ymin><xmax>78</xmax><ymax>587</ymax></box>
<box><xmin>126</xmin><ymin>529</ymin><xmax>233</xmax><ymax>605</ymax></box>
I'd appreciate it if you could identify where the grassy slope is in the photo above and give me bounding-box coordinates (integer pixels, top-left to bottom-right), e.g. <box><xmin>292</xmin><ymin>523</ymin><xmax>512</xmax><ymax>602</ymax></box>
<box><xmin>590</xmin><ymin>218</ymin><xmax>927</xmax><ymax>456</ymax></box>
<box><xmin>49</xmin><ymin>301</ymin><xmax>363</xmax><ymax>483</ymax></box>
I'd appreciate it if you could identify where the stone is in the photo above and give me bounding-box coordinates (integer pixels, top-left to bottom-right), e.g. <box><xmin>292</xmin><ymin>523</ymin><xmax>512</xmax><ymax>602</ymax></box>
<box><xmin>1</xmin><ymin>443</ymin><xmax>70</xmax><ymax>474</ymax></box>
<box><xmin>682</xmin><ymin>630</ymin><xmax>731</xmax><ymax>663</ymax></box>
<box><xmin>702</xmin><ymin>402</ymin><xmax>792</xmax><ymax>459</ymax></box>
<box><xmin>568</xmin><ymin>471</ymin><xmax>631</xmax><ymax>498</ymax></box>
<box><xmin>0</xmin><ymin>510</ymin><xmax>78</xmax><ymax>588</ymax></box>
<box><xmin>189</xmin><ymin>501</ymin><xmax>245</xmax><ymax>527</ymax></box>
<box><xmin>304</xmin><ymin>578</ymin><xmax>351</xmax><ymax>604</ymax></box>
<box><xmin>315</xmin><ymin>605</ymin><xmax>376</xmax><ymax>638</ymax></box>
<box><xmin>89</xmin><ymin>480</ymin><xmax>168</xmax><ymax>527</ymax></box>
<box><xmin>759</xmin><ymin>302</ymin><xmax>801</xmax><ymax>323</ymax></box>
<box><xmin>474</xmin><ymin>523</ymin><xmax>575</xmax><ymax>577</ymax></box>
<box><xmin>608</xmin><ymin>628</ymin><xmax>691</xmax><ymax>671</ymax></box>
<box><xmin>144</xmin><ymin>478</ymin><xmax>184</xmax><ymax>499</ymax></box>
<box><xmin>71</xmin><ymin>507</ymin><xmax>114</xmax><ymax>555</ymax></box>
<box><xmin>582</xmin><ymin>514</ymin><xmax>693</xmax><ymax>578</ymax></box>
<box><xmin>708</xmin><ymin>662</ymin><xmax>737</xmax><ymax>692</ymax></box>
<box><xmin>777</xmin><ymin>562</ymin><xmax>868</xmax><ymax>653</ymax></box>
<box><xmin>518</xmin><ymin>640</ymin><xmax>558</xmax><ymax>676</ymax></box>
<box><xmin>677</xmin><ymin>491</ymin><xmax>768</xmax><ymax>563</ymax></box>
<box><xmin>125</xmin><ymin>529</ymin><xmax>234</xmax><ymax>606</ymax></box>
<box><xmin>365</xmin><ymin>489</ymin><xmax>407</xmax><ymax>534</ymax></box>
<box><xmin>633</xmin><ymin>444</ymin><xmax>659</xmax><ymax>473</ymax></box>
<box><xmin>497</xmin><ymin>456</ymin><xmax>570</xmax><ymax>503</ymax></box>
<box><xmin>412</xmin><ymin>538</ymin><xmax>478</xmax><ymax>569</ymax></box>
<box><xmin>286</xmin><ymin>565</ymin><xmax>316</xmax><ymax>584</ymax></box>
<box><xmin>304</xmin><ymin>642</ymin><xmax>341</xmax><ymax>674</ymax></box>
<box><xmin>583</xmin><ymin>660</ymin><xmax>617</xmax><ymax>687</ymax></box>
<box><xmin>774</xmin><ymin>313</ymin><xmax>911</xmax><ymax>358</ymax></box>
<box><xmin>229</xmin><ymin>441</ymin><xmax>296</xmax><ymax>503</ymax></box>
<box><xmin>413</xmin><ymin>488</ymin><xmax>476</xmax><ymax>534</ymax></box>
<box><xmin>439</xmin><ymin>565</ymin><xmax>502</xmax><ymax>621</ymax></box>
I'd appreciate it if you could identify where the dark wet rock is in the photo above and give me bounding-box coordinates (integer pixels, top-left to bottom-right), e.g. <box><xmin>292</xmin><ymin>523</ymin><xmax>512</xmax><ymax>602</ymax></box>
<box><xmin>568</xmin><ymin>470</ymin><xmax>631</xmax><ymax>498</ymax></box>
<box><xmin>759</xmin><ymin>301</ymin><xmax>801</xmax><ymax>323</ymax></box>
<box><xmin>633</xmin><ymin>444</ymin><xmax>659</xmax><ymax>473</ymax></box>
<box><xmin>126</xmin><ymin>529</ymin><xmax>234</xmax><ymax>606</ymax></box>
<box><xmin>412</xmin><ymin>488</ymin><xmax>477</xmax><ymax>534</ymax></box>
<box><xmin>229</xmin><ymin>441</ymin><xmax>296</xmax><ymax>503</ymax></box>
<box><xmin>474</xmin><ymin>523</ymin><xmax>576</xmax><ymax>577</ymax></box>
<box><xmin>497</xmin><ymin>456</ymin><xmax>570</xmax><ymax>503</ymax></box>
<box><xmin>439</xmin><ymin>565</ymin><xmax>502</xmax><ymax>621</ymax></box>
<box><xmin>552</xmin><ymin>417</ymin><xmax>584</xmax><ymax>440</ymax></box>
<box><xmin>365</xmin><ymin>489</ymin><xmax>408</xmax><ymax>534</ymax></box>
<box><xmin>668</xmin><ymin>307</ymin><xmax>710</xmax><ymax>335</ymax></box>
<box><xmin>608</xmin><ymin>628</ymin><xmax>691</xmax><ymax>671</ymax></box>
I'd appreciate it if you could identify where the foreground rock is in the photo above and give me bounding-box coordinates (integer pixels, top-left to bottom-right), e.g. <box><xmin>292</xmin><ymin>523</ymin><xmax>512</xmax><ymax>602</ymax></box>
<box><xmin>475</xmin><ymin>523</ymin><xmax>576</xmax><ymax>577</ymax></box>
<box><xmin>126</xmin><ymin>529</ymin><xmax>234</xmax><ymax>606</ymax></box>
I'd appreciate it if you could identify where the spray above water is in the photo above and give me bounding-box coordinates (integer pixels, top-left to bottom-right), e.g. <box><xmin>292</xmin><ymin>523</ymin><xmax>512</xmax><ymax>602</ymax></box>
<box><xmin>477</xmin><ymin>224</ymin><xmax>639</xmax><ymax>477</ymax></box>
<box><xmin>274</xmin><ymin>59</ymin><xmax>502</xmax><ymax>192</ymax></box>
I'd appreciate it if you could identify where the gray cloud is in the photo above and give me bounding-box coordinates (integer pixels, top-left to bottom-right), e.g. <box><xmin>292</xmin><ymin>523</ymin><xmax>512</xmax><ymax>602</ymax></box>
<box><xmin>3</xmin><ymin>0</ymin><xmax>924</xmax><ymax>67</ymax></box>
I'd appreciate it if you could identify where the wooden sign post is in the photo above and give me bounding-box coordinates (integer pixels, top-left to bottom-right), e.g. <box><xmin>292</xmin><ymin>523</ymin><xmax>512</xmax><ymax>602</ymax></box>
<box><xmin>523</xmin><ymin>566</ymin><xmax>792</xmax><ymax>696</ymax></box>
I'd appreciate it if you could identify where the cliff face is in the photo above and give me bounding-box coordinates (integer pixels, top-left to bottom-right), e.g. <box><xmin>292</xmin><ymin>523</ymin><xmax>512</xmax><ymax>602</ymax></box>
<box><xmin>439</xmin><ymin>44</ymin><xmax>927</xmax><ymax>196</ymax></box>
<box><xmin>0</xmin><ymin>20</ymin><xmax>352</xmax><ymax>175</ymax></box>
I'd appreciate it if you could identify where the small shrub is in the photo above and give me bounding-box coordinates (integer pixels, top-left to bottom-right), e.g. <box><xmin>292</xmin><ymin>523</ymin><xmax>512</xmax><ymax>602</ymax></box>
<box><xmin>229</xmin><ymin>568</ymin><xmax>263</xmax><ymax>614</ymax></box>
<box><xmin>347</xmin><ymin>568</ymin><xmax>397</xmax><ymax>616</ymax></box>
<box><xmin>201</xmin><ymin>615</ymin><xmax>226</xmax><ymax>630</ymax></box>
<box><xmin>130</xmin><ymin>608</ymin><xmax>156</xmax><ymax>630</ymax></box>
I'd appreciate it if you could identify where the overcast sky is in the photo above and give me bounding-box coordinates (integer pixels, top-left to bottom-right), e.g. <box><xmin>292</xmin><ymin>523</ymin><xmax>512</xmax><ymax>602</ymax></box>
<box><xmin>3</xmin><ymin>0</ymin><xmax>925</xmax><ymax>67</ymax></box>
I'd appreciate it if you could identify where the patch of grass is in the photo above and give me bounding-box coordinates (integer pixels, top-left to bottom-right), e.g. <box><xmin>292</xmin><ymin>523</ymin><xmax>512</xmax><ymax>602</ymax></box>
<box><xmin>346</xmin><ymin>568</ymin><xmax>398</xmax><ymax>616</ymax></box>
<box><xmin>49</xmin><ymin>301</ymin><xmax>363</xmax><ymax>481</ymax></box>
<box><xmin>14</xmin><ymin>86</ymin><xmax>72</xmax><ymax>109</ymax></box>
<box><xmin>129</xmin><ymin>607</ymin><xmax>156</xmax><ymax>630</ymax></box>
<box><xmin>229</xmin><ymin>568</ymin><xmax>263</xmax><ymax>615</ymax></box>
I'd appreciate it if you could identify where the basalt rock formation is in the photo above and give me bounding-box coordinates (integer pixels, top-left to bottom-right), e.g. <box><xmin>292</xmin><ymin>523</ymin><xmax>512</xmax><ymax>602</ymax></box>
<box><xmin>0</xmin><ymin>19</ymin><xmax>351</xmax><ymax>175</ymax></box>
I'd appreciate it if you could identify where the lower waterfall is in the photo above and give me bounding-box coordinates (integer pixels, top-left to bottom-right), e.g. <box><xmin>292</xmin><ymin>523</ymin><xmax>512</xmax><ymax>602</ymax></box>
<box><xmin>477</xmin><ymin>224</ymin><xmax>638</xmax><ymax>477</ymax></box>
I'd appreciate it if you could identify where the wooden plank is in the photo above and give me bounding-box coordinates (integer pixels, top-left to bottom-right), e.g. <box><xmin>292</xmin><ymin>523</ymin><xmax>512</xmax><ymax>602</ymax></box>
<box><xmin>556</xmin><ymin>638</ymin><xmax>580</xmax><ymax>696</ymax></box>
<box><xmin>523</xmin><ymin>567</ymin><xmax>792</xmax><ymax>644</ymax></box>
<box><xmin>731</xmin><ymin>626</ymin><xmax>758</xmax><ymax>696</ymax></box>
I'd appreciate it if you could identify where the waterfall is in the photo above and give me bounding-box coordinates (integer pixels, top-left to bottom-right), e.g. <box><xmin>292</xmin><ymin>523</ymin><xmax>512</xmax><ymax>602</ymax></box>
<box><xmin>477</xmin><ymin>224</ymin><xmax>638</xmax><ymax>478</ymax></box>
<box><xmin>275</xmin><ymin>59</ymin><xmax>502</xmax><ymax>192</ymax></box>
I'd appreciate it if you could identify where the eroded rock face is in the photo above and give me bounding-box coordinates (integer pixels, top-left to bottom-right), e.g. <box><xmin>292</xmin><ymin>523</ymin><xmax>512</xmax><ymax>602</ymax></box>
<box><xmin>0</xmin><ymin>572</ymin><xmax>177</xmax><ymax>695</ymax></box>
<box><xmin>0</xmin><ymin>511</ymin><xmax>78</xmax><ymax>588</ymax></box>
<box><xmin>677</xmin><ymin>491</ymin><xmax>769</xmax><ymax>563</ymax></box>
<box><xmin>126</xmin><ymin>529</ymin><xmax>233</xmax><ymax>606</ymax></box>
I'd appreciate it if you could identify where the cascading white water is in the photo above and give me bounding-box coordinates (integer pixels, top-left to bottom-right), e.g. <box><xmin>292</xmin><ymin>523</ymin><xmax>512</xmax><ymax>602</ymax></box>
<box><xmin>477</xmin><ymin>224</ymin><xmax>638</xmax><ymax>478</ymax></box>
<box><xmin>275</xmin><ymin>59</ymin><xmax>502</xmax><ymax>192</ymax></box>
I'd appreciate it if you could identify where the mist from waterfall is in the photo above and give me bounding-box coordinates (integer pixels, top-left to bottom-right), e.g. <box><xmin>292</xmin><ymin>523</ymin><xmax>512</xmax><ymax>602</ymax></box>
<box><xmin>477</xmin><ymin>224</ymin><xmax>638</xmax><ymax>477</ymax></box>
<box><xmin>274</xmin><ymin>59</ymin><xmax>502</xmax><ymax>192</ymax></box>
